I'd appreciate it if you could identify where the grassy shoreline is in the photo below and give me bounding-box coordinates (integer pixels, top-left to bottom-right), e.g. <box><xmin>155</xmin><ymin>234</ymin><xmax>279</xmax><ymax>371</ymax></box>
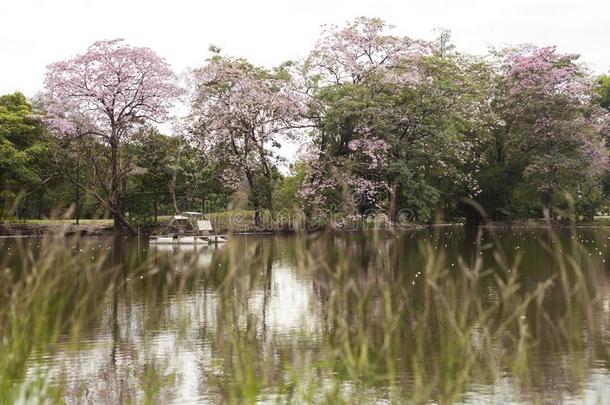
<box><xmin>3</xmin><ymin>212</ymin><xmax>610</xmax><ymax>236</ymax></box>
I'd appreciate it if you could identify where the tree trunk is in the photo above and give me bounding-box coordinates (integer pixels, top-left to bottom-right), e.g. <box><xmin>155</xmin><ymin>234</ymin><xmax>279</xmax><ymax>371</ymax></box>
<box><xmin>169</xmin><ymin>144</ymin><xmax>182</xmax><ymax>214</ymax></box>
<box><xmin>245</xmin><ymin>169</ymin><xmax>261</xmax><ymax>227</ymax></box>
<box><xmin>154</xmin><ymin>199</ymin><xmax>158</xmax><ymax>224</ymax></box>
<box><xmin>170</xmin><ymin>188</ymin><xmax>179</xmax><ymax>214</ymax></box>
<box><xmin>115</xmin><ymin>210</ymin><xmax>137</xmax><ymax>234</ymax></box>
<box><xmin>254</xmin><ymin>208</ymin><xmax>262</xmax><ymax>227</ymax></box>
<box><xmin>542</xmin><ymin>187</ymin><xmax>553</xmax><ymax>220</ymax></box>
<box><xmin>110</xmin><ymin>136</ymin><xmax>121</xmax><ymax>234</ymax></box>
<box><xmin>388</xmin><ymin>181</ymin><xmax>400</xmax><ymax>225</ymax></box>
<box><xmin>109</xmin><ymin>136</ymin><xmax>138</xmax><ymax>235</ymax></box>
<box><xmin>75</xmin><ymin>157</ymin><xmax>80</xmax><ymax>225</ymax></box>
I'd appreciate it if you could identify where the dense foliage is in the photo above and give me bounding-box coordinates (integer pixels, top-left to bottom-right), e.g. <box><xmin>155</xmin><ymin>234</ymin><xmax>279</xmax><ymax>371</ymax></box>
<box><xmin>1</xmin><ymin>18</ymin><xmax>610</xmax><ymax>229</ymax></box>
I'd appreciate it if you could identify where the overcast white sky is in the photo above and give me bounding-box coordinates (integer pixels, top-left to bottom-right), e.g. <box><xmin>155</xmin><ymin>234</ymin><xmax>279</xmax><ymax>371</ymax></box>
<box><xmin>1</xmin><ymin>0</ymin><xmax>608</xmax><ymax>97</ymax></box>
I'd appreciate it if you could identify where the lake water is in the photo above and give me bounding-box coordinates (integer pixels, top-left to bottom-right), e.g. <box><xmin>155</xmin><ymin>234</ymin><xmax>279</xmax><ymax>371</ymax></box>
<box><xmin>2</xmin><ymin>227</ymin><xmax>610</xmax><ymax>403</ymax></box>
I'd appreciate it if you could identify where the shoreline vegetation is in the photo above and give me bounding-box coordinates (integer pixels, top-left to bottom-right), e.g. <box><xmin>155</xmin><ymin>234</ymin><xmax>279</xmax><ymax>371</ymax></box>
<box><xmin>3</xmin><ymin>213</ymin><xmax>610</xmax><ymax>236</ymax></box>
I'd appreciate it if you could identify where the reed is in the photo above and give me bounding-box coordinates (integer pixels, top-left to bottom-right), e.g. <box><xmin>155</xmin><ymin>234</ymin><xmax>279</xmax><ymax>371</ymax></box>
<box><xmin>0</xmin><ymin>227</ymin><xmax>607</xmax><ymax>403</ymax></box>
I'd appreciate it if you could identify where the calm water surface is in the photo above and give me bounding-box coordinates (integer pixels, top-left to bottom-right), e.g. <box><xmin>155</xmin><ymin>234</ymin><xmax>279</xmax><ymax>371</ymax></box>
<box><xmin>2</xmin><ymin>227</ymin><xmax>610</xmax><ymax>403</ymax></box>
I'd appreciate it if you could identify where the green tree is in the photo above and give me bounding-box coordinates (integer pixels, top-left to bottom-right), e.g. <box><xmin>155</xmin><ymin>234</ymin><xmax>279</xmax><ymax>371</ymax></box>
<box><xmin>126</xmin><ymin>129</ymin><xmax>232</xmax><ymax>223</ymax></box>
<box><xmin>596</xmin><ymin>74</ymin><xmax>610</xmax><ymax>111</ymax></box>
<box><xmin>300</xmin><ymin>18</ymin><xmax>489</xmax><ymax>223</ymax></box>
<box><xmin>0</xmin><ymin>92</ymin><xmax>48</xmax><ymax>219</ymax></box>
<box><xmin>474</xmin><ymin>47</ymin><xmax>608</xmax><ymax>221</ymax></box>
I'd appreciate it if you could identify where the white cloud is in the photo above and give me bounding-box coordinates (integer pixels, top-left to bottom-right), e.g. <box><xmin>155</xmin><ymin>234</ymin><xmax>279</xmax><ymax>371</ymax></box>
<box><xmin>3</xmin><ymin>0</ymin><xmax>608</xmax><ymax>98</ymax></box>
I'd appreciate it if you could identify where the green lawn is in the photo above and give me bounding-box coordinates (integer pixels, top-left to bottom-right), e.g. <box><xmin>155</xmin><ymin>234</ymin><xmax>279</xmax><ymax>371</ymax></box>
<box><xmin>7</xmin><ymin>213</ymin><xmax>609</xmax><ymax>228</ymax></box>
<box><xmin>2</xmin><ymin>219</ymin><xmax>113</xmax><ymax>225</ymax></box>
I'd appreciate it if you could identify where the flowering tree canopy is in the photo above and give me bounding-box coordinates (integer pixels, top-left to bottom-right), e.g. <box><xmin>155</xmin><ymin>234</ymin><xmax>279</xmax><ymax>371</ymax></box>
<box><xmin>45</xmin><ymin>39</ymin><xmax>183</xmax><ymax>141</ymax></box>
<box><xmin>305</xmin><ymin>17</ymin><xmax>431</xmax><ymax>86</ymax></box>
<box><xmin>44</xmin><ymin>39</ymin><xmax>183</xmax><ymax>232</ymax></box>
<box><xmin>299</xmin><ymin>18</ymin><xmax>486</xmax><ymax>222</ymax></box>
<box><xmin>190</xmin><ymin>55</ymin><xmax>303</xmax><ymax>224</ymax></box>
<box><xmin>493</xmin><ymin>46</ymin><xmax>608</xmax><ymax>210</ymax></box>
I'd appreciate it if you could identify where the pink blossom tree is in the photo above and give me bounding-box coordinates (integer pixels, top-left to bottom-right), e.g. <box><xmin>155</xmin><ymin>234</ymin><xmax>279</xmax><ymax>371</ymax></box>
<box><xmin>44</xmin><ymin>39</ymin><xmax>183</xmax><ymax>233</ymax></box>
<box><xmin>299</xmin><ymin>18</ymin><xmax>484</xmax><ymax>223</ymax></box>
<box><xmin>189</xmin><ymin>55</ymin><xmax>302</xmax><ymax>225</ymax></box>
<box><xmin>304</xmin><ymin>17</ymin><xmax>430</xmax><ymax>86</ymax></box>
<box><xmin>299</xmin><ymin>18</ymin><xmax>428</xmax><ymax>217</ymax></box>
<box><xmin>494</xmin><ymin>46</ymin><xmax>608</xmax><ymax>214</ymax></box>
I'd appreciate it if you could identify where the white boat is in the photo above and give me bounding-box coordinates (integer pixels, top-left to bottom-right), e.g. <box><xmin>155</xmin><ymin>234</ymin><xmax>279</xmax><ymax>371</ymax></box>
<box><xmin>149</xmin><ymin>235</ymin><xmax>227</xmax><ymax>245</ymax></box>
<box><xmin>150</xmin><ymin>213</ymin><xmax>228</xmax><ymax>245</ymax></box>
<box><xmin>207</xmin><ymin>235</ymin><xmax>227</xmax><ymax>244</ymax></box>
<box><xmin>150</xmin><ymin>236</ymin><xmax>207</xmax><ymax>245</ymax></box>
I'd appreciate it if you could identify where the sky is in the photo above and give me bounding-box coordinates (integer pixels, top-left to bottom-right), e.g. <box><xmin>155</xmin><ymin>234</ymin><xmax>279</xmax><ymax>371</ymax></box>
<box><xmin>1</xmin><ymin>0</ymin><xmax>608</xmax><ymax>101</ymax></box>
<box><xmin>2</xmin><ymin>0</ymin><xmax>608</xmax><ymax>169</ymax></box>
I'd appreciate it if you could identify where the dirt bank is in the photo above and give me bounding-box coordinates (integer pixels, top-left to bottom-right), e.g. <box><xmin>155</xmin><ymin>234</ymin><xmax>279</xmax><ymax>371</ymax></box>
<box><xmin>0</xmin><ymin>223</ymin><xmax>115</xmax><ymax>237</ymax></box>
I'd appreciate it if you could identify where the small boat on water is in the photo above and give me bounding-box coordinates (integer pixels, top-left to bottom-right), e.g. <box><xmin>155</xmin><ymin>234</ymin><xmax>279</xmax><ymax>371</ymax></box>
<box><xmin>149</xmin><ymin>212</ymin><xmax>228</xmax><ymax>245</ymax></box>
<box><xmin>207</xmin><ymin>235</ymin><xmax>227</xmax><ymax>244</ymax></box>
<box><xmin>149</xmin><ymin>235</ymin><xmax>227</xmax><ymax>245</ymax></box>
<box><xmin>150</xmin><ymin>235</ymin><xmax>206</xmax><ymax>245</ymax></box>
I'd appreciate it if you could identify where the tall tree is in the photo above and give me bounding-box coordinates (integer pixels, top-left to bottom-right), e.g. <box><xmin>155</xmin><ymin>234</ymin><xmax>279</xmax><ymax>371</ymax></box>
<box><xmin>299</xmin><ymin>17</ymin><xmax>429</xmax><ymax>218</ymax></box>
<box><xmin>190</xmin><ymin>55</ymin><xmax>302</xmax><ymax>225</ymax></box>
<box><xmin>44</xmin><ymin>39</ymin><xmax>183</xmax><ymax>233</ymax></box>
<box><xmin>476</xmin><ymin>46</ymin><xmax>608</xmax><ymax>219</ymax></box>
<box><xmin>299</xmin><ymin>18</ymin><xmax>486</xmax><ymax>223</ymax></box>
<box><xmin>127</xmin><ymin>128</ymin><xmax>230</xmax><ymax>219</ymax></box>
<box><xmin>0</xmin><ymin>92</ymin><xmax>48</xmax><ymax>218</ymax></box>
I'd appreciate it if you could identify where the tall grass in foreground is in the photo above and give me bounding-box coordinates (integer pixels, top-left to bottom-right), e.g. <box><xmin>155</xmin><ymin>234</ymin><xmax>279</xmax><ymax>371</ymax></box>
<box><xmin>0</xmin><ymin>235</ymin><xmax>166</xmax><ymax>404</ymax></box>
<box><xmin>0</xmin><ymin>228</ymin><xmax>608</xmax><ymax>403</ymax></box>
<box><xmin>0</xmin><ymin>236</ymin><xmax>107</xmax><ymax>403</ymax></box>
